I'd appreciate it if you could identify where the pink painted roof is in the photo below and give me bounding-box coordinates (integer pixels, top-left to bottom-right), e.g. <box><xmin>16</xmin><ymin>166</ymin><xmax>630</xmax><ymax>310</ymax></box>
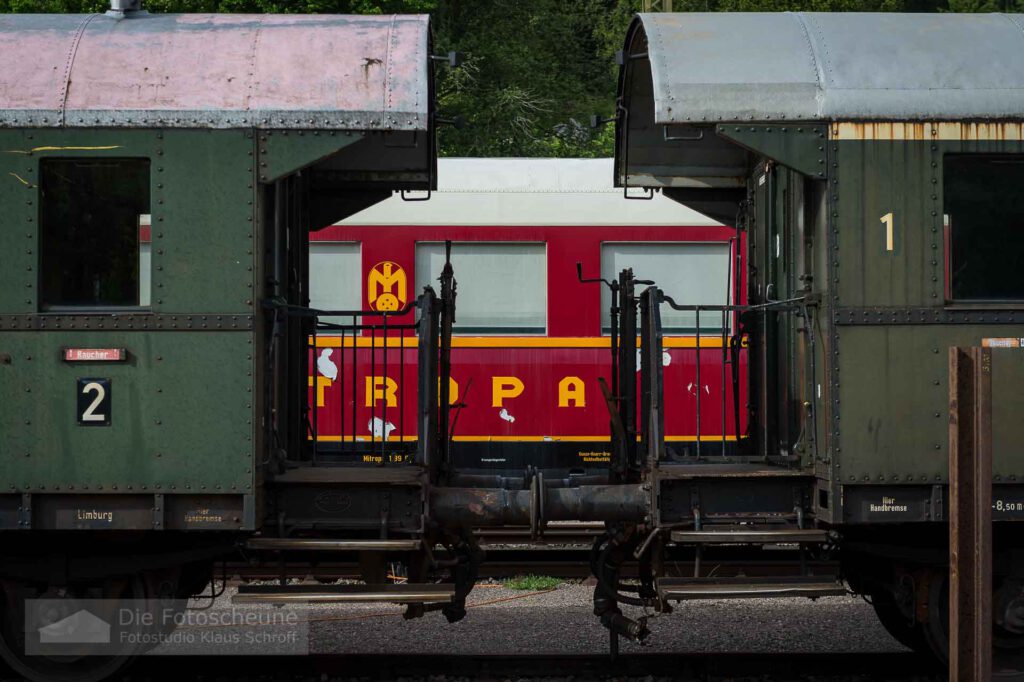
<box><xmin>0</xmin><ymin>12</ymin><xmax>431</xmax><ymax>130</ymax></box>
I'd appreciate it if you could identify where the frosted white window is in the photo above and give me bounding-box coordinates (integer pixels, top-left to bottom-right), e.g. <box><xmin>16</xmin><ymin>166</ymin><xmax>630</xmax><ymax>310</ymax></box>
<box><xmin>309</xmin><ymin>243</ymin><xmax>361</xmax><ymax>322</ymax></box>
<box><xmin>416</xmin><ymin>243</ymin><xmax>546</xmax><ymax>333</ymax></box>
<box><xmin>601</xmin><ymin>243</ymin><xmax>731</xmax><ymax>332</ymax></box>
<box><xmin>139</xmin><ymin>242</ymin><xmax>151</xmax><ymax>307</ymax></box>
<box><xmin>138</xmin><ymin>214</ymin><xmax>152</xmax><ymax>307</ymax></box>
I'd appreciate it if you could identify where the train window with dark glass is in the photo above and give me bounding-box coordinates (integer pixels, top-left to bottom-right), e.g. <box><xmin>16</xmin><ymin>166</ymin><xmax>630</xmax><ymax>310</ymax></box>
<box><xmin>415</xmin><ymin>242</ymin><xmax>546</xmax><ymax>333</ymax></box>
<box><xmin>39</xmin><ymin>158</ymin><xmax>151</xmax><ymax>309</ymax></box>
<box><xmin>944</xmin><ymin>155</ymin><xmax>1024</xmax><ymax>301</ymax></box>
<box><xmin>601</xmin><ymin>243</ymin><xmax>732</xmax><ymax>333</ymax></box>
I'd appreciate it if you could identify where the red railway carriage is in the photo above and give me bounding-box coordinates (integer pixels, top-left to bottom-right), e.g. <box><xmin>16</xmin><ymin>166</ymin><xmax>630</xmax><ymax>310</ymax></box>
<box><xmin>307</xmin><ymin>158</ymin><xmax>748</xmax><ymax>474</ymax></box>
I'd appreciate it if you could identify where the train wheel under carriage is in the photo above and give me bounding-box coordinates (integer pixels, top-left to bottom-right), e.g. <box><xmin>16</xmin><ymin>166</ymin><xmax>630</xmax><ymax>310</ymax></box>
<box><xmin>0</xmin><ymin>575</ymin><xmax>147</xmax><ymax>682</ymax></box>
<box><xmin>870</xmin><ymin>589</ymin><xmax>930</xmax><ymax>654</ymax></box>
<box><xmin>917</xmin><ymin>569</ymin><xmax>1024</xmax><ymax>670</ymax></box>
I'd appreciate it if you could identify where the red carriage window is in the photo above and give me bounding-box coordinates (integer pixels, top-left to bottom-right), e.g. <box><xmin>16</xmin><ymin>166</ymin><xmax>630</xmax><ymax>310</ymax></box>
<box><xmin>600</xmin><ymin>242</ymin><xmax>732</xmax><ymax>333</ymax></box>
<box><xmin>415</xmin><ymin>242</ymin><xmax>546</xmax><ymax>334</ymax></box>
<box><xmin>309</xmin><ymin>242</ymin><xmax>362</xmax><ymax>319</ymax></box>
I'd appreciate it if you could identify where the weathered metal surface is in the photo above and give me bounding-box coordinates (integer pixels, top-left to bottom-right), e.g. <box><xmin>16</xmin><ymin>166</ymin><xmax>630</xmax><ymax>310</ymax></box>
<box><xmin>949</xmin><ymin>347</ymin><xmax>993</xmax><ymax>681</ymax></box>
<box><xmin>430</xmin><ymin>484</ymin><xmax>648</xmax><ymax>527</ymax></box>
<box><xmin>833</xmin><ymin>122</ymin><xmax>1024</xmax><ymax>141</ymax></box>
<box><xmin>0</xmin><ymin>128</ymin><xmax>257</xmax><ymax>315</ymax></box>
<box><xmin>836</xmin><ymin>326</ymin><xmax>1024</xmax><ymax>484</ymax></box>
<box><xmin>841</xmin><ymin>484</ymin><xmax>945</xmax><ymax>524</ymax></box>
<box><xmin>656</xmin><ymin>576</ymin><xmax>845</xmax><ymax>600</ymax></box>
<box><xmin>834</xmin><ymin>308</ymin><xmax>1022</xmax><ymax>326</ymax></box>
<box><xmin>717</xmin><ymin>124</ymin><xmax>828</xmax><ymax>178</ymax></box>
<box><xmin>246</xmin><ymin>538</ymin><xmax>421</xmax><ymax>551</ymax></box>
<box><xmin>628</xmin><ymin>12</ymin><xmax>1024</xmax><ymax>124</ymax></box>
<box><xmin>0</xmin><ymin>315</ymin><xmax>254</xmax><ymax>330</ymax></box>
<box><xmin>0</xmin><ymin>331</ymin><xmax>254</xmax><ymax>493</ymax></box>
<box><xmin>0</xmin><ymin>13</ymin><xmax>430</xmax><ymax>130</ymax></box>
<box><xmin>0</xmin><ymin>493</ymin><xmax>251</xmax><ymax>530</ymax></box>
<box><xmin>232</xmin><ymin>583</ymin><xmax>454</xmax><ymax>604</ymax></box>
<box><xmin>658</xmin><ymin>477</ymin><xmax>808</xmax><ymax>523</ymax></box>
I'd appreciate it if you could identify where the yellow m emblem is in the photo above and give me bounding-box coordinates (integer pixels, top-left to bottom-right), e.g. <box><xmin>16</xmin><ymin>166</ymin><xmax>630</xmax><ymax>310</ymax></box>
<box><xmin>367</xmin><ymin>261</ymin><xmax>407</xmax><ymax>311</ymax></box>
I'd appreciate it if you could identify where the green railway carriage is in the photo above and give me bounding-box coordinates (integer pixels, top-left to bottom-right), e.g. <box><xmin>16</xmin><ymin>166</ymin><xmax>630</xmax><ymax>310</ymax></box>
<box><xmin>615</xmin><ymin>11</ymin><xmax>1024</xmax><ymax>660</ymax></box>
<box><xmin>0</xmin><ymin>9</ymin><xmax>436</xmax><ymax>679</ymax></box>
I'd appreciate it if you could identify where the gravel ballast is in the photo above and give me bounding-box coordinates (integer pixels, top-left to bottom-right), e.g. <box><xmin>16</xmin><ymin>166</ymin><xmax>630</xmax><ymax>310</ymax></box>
<box><xmin>181</xmin><ymin>583</ymin><xmax>906</xmax><ymax>656</ymax></box>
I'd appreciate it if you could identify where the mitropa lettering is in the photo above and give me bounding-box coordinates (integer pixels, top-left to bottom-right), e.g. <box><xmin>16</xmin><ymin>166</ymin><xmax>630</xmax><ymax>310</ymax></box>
<box><xmin>312</xmin><ymin>373</ymin><xmax>591</xmax><ymax>409</ymax></box>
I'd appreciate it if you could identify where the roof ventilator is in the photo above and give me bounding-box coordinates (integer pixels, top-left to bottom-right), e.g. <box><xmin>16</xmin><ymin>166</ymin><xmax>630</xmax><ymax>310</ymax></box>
<box><xmin>107</xmin><ymin>0</ymin><xmax>147</xmax><ymax>19</ymax></box>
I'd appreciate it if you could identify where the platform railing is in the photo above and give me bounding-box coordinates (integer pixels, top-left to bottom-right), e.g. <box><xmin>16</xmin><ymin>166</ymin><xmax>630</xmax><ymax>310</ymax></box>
<box><xmin>269</xmin><ymin>269</ymin><xmax>453</xmax><ymax>475</ymax></box>
<box><xmin>614</xmin><ymin>272</ymin><xmax>814</xmax><ymax>468</ymax></box>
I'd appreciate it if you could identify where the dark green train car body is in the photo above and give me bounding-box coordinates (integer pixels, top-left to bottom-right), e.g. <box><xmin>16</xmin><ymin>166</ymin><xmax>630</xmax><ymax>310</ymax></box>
<box><xmin>0</xmin><ymin>13</ymin><xmax>436</xmax><ymax>552</ymax></box>
<box><xmin>0</xmin><ymin>130</ymin><xmax>259</xmax><ymax>532</ymax></box>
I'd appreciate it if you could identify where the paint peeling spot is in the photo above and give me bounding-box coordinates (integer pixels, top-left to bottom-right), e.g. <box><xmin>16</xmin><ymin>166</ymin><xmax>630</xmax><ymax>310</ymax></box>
<box><xmin>316</xmin><ymin>348</ymin><xmax>338</xmax><ymax>380</ymax></box>
<box><xmin>543</xmin><ymin>436</ymin><xmax>553</xmax><ymax>442</ymax></box>
<box><xmin>367</xmin><ymin>417</ymin><xmax>396</xmax><ymax>440</ymax></box>
<box><xmin>4</xmin><ymin>145</ymin><xmax>122</xmax><ymax>155</ymax></box>
<box><xmin>498</xmin><ymin>408</ymin><xmax>516</xmax><ymax>424</ymax></box>
<box><xmin>662</xmin><ymin>351</ymin><xmax>671</xmax><ymax>366</ymax></box>
<box><xmin>686</xmin><ymin>383</ymin><xmax>711</xmax><ymax>396</ymax></box>
<box><xmin>636</xmin><ymin>348</ymin><xmax>642</xmax><ymax>371</ymax></box>
<box><xmin>817</xmin><ymin>383</ymin><xmax>822</xmax><ymax>399</ymax></box>
<box><xmin>8</xmin><ymin>172</ymin><xmax>34</xmax><ymax>187</ymax></box>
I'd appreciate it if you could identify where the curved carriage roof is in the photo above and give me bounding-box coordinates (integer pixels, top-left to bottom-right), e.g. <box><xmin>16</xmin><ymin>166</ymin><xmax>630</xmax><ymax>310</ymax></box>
<box><xmin>341</xmin><ymin>158</ymin><xmax>720</xmax><ymax>226</ymax></box>
<box><xmin>0</xmin><ymin>12</ymin><xmax>430</xmax><ymax>130</ymax></box>
<box><xmin>630</xmin><ymin>12</ymin><xmax>1024</xmax><ymax>123</ymax></box>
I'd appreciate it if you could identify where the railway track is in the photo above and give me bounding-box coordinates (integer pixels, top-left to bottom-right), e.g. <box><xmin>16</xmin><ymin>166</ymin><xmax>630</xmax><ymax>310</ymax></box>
<box><xmin>68</xmin><ymin>652</ymin><xmax>944</xmax><ymax>681</ymax></box>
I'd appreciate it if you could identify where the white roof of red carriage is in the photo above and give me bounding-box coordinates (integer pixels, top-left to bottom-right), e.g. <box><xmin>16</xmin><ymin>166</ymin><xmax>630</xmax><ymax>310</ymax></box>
<box><xmin>0</xmin><ymin>12</ymin><xmax>430</xmax><ymax>130</ymax></box>
<box><xmin>342</xmin><ymin>158</ymin><xmax>722</xmax><ymax>226</ymax></box>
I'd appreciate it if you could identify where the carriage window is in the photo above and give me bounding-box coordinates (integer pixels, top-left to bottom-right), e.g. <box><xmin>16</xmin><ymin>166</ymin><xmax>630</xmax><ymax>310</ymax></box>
<box><xmin>601</xmin><ymin>243</ymin><xmax>731</xmax><ymax>333</ymax></box>
<box><xmin>39</xmin><ymin>158</ymin><xmax>150</xmax><ymax>309</ymax></box>
<box><xmin>415</xmin><ymin>242</ymin><xmax>546</xmax><ymax>333</ymax></box>
<box><xmin>944</xmin><ymin>155</ymin><xmax>1024</xmax><ymax>301</ymax></box>
<box><xmin>309</xmin><ymin>242</ymin><xmax>361</xmax><ymax>322</ymax></box>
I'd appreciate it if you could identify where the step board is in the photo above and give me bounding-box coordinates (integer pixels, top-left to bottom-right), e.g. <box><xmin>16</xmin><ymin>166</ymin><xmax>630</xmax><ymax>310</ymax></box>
<box><xmin>657</xmin><ymin>576</ymin><xmax>845</xmax><ymax>601</ymax></box>
<box><xmin>669</xmin><ymin>528</ymin><xmax>826</xmax><ymax>545</ymax></box>
<box><xmin>246</xmin><ymin>538</ymin><xmax>421</xmax><ymax>552</ymax></box>
<box><xmin>232</xmin><ymin>583</ymin><xmax>454</xmax><ymax>604</ymax></box>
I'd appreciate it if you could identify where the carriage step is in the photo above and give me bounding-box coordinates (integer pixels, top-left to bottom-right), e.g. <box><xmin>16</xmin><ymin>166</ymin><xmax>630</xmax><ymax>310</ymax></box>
<box><xmin>232</xmin><ymin>583</ymin><xmax>454</xmax><ymax>604</ymax></box>
<box><xmin>656</xmin><ymin>576</ymin><xmax>845</xmax><ymax>601</ymax></box>
<box><xmin>669</xmin><ymin>528</ymin><xmax>827</xmax><ymax>545</ymax></box>
<box><xmin>246</xmin><ymin>538</ymin><xmax>421</xmax><ymax>552</ymax></box>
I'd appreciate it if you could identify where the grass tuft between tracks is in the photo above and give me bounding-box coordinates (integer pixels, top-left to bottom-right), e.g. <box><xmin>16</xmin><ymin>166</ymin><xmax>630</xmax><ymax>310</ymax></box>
<box><xmin>503</xmin><ymin>574</ymin><xmax>562</xmax><ymax>591</ymax></box>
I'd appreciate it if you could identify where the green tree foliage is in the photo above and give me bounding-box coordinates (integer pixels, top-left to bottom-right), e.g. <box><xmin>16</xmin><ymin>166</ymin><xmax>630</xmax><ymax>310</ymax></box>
<box><xmin>432</xmin><ymin>0</ymin><xmax>633</xmax><ymax>157</ymax></box>
<box><xmin>4</xmin><ymin>0</ymin><xmax>1015</xmax><ymax>154</ymax></box>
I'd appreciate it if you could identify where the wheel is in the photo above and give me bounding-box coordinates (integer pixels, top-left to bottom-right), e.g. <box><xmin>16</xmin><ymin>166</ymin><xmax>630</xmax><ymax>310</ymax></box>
<box><xmin>921</xmin><ymin>569</ymin><xmax>949</xmax><ymax>664</ymax></box>
<box><xmin>871</xmin><ymin>589</ymin><xmax>930</xmax><ymax>654</ymax></box>
<box><xmin>0</xmin><ymin>575</ymin><xmax>147</xmax><ymax>682</ymax></box>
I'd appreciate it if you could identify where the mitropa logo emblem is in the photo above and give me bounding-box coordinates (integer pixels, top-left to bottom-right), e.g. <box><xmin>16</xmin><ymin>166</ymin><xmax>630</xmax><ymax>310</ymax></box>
<box><xmin>367</xmin><ymin>261</ymin><xmax>407</xmax><ymax>311</ymax></box>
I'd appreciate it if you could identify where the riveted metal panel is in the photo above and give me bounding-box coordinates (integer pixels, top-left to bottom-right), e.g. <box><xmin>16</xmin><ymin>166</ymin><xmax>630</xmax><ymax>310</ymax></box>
<box><xmin>631</xmin><ymin>12</ymin><xmax>1024</xmax><ymax>124</ymax></box>
<box><xmin>0</xmin><ymin>13</ymin><xmax>431</xmax><ymax>132</ymax></box>
<box><xmin>991</xmin><ymin>349</ymin><xmax>1024</xmax><ymax>486</ymax></box>
<box><xmin>258</xmin><ymin>130</ymin><xmax>363</xmax><ymax>184</ymax></box>
<box><xmin>0</xmin><ymin>331</ymin><xmax>254</xmax><ymax>493</ymax></box>
<box><xmin>155</xmin><ymin>130</ymin><xmax>256</xmax><ymax>313</ymax></box>
<box><xmin>717</xmin><ymin>124</ymin><xmax>828</xmax><ymax>179</ymax></box>
<box><xmin>834</xmin><ymin>141</ymin><xmax>935</xmax><ymax>308</ymax></box>
<box><xmin>835</xmin><ymin>326</ymin><xmax>1024</xmax><ymax>485</ymax></box>
<box><xmin>0</xmin><ymin>130</ymin><xmax>50</xmax><ymax>313</ymax></box>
